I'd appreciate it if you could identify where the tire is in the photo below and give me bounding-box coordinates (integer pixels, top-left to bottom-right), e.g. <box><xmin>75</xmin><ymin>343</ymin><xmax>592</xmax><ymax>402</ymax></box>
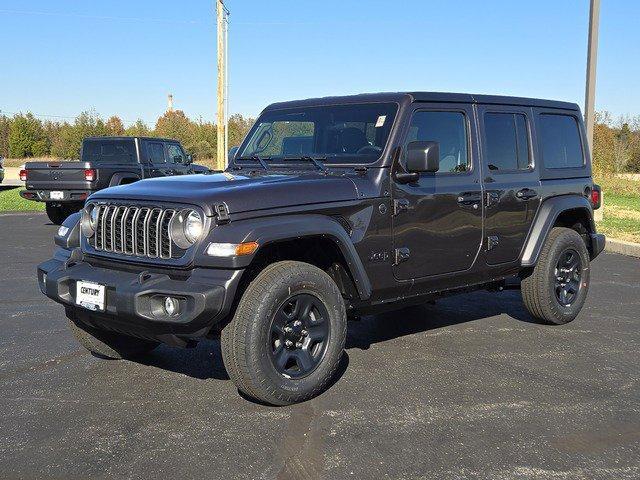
<box><xmin>221</xmin><ymin>261</ymin><xmax>347</xmax><ymax>406</ymax></box>
<box><xmin>45</xmin><ymin>203</ymin><xmax>67</xmax><ymax>225</ymax></box>
<box><xmin>68</xmin><ymin>318</ymin><xmax>159</xmax><ymax>359</ymax></box>
<box><xmin>521</xmin><ymin>227</ymin><xmax>590</xmax><ymax>325</ymax></box>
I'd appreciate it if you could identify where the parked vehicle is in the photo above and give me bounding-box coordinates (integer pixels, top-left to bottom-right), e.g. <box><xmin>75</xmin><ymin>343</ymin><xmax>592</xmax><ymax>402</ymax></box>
<box><xmin>20</xmin><ymin>137</ymin><xmax>208</xmax><ymax>224</ymax></box>
<box><xmin>38</xmin><ymin>92</ymin><xmax>605</xmax><ymax>405</ymax></box>
<box><xmin>0</xmin><ymin>156</ymin><xmax>4</xmax><ymax>183</ymax></box>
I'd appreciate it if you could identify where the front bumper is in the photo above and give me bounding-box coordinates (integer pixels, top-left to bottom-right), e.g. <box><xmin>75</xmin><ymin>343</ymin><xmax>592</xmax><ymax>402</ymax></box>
<box><xmin>21</xmin><ymin>189</ymin><xmax>92</xmax><ymax>202</ymax></box>
<box><xmin>38</xmin><ymin>253</ymin><xmax>243</xmax><ymax>346</ymax></box>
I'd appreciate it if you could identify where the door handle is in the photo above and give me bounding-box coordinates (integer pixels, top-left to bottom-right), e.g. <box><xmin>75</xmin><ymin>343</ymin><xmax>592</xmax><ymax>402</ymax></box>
<box><xmin>457</xmin><ymin>192</ymin><xmax>481</xmax><ymax>209</ymax></box>
<box><xmin>516</xmin><ymin>188</ymin><xmax>538</xmax><ymax>200</ymax></box>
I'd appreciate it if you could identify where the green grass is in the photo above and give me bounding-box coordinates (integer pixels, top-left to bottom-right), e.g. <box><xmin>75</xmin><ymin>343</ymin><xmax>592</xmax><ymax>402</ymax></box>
<box><xmin>0</xmin><ymin>187</ymin><xmax>45</xmax><ymax>213</ymax></box>
<box><xmin>596</xmin><ymin>191</ymin><xmax>640</xmax><ymax>243</ymax></box>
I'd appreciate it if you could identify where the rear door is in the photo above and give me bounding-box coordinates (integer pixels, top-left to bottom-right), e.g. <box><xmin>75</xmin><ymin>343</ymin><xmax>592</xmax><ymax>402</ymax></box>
<box><xmin>477</xmin><ymin>105</ymin><xmax>541</xmax><ymax>265</ymax></box>
<box><xmin>391</xmin><ymin>104</ymin><xmax>484</xmax><ymax>280</ymax></box>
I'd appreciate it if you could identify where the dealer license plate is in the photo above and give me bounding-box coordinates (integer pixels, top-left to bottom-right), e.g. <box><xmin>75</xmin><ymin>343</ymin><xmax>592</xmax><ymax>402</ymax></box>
<box><xmin>76</xmin><ymin>281</ymin><xmax>106</xmax><ymax>311</ymax></box>
<box><xmin>50</xmin><ymin>191</ymin><xmax>64</xmax><ymax>200</ymax></box>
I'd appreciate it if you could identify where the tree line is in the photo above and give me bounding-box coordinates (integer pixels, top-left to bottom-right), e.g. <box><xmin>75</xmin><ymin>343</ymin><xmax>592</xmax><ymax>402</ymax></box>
<box><xmin>593</xmin><ymin>112</ymin><xmax>640</xmax><ymax>176</ymax></box>
<box><xmin>0</xmin><ymin>110</ymin><xmax>254</xmax><ymax>169</ymax></box>
<box><xmin>1</xmin><ymin>109</ymin><xmax>639</xmax><ymax>175</ymax></box>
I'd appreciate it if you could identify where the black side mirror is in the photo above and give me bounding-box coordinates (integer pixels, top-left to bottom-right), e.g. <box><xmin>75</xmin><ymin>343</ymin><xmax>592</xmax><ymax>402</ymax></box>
<box><xmin>228</xmin><ymin>146</ymin><xmax>239</xmax><ymax>163</ymax></box>
<box><xmin>406</xmin><ymin>141</ymin><xmax>440</xmax><ymax>173</ymax></box>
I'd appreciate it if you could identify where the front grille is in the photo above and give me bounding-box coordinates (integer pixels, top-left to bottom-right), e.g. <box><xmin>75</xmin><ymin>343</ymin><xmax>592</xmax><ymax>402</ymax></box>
<box><xmin>92</xmin><ymin>204</ymin><xmax>178</xmax><ymax>259</ymax></box>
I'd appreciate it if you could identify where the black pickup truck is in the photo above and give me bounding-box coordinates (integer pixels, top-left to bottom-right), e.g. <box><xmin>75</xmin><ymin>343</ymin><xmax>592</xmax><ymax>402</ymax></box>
<box><xmin>39</xmin><ymin>92</ymin><xmax>605</xmax><ymax>405</ymax></box>
<box><xmin>20</xmin><ymin>136</ymin><xmax>208</xmax><ymax>224</ymax></box>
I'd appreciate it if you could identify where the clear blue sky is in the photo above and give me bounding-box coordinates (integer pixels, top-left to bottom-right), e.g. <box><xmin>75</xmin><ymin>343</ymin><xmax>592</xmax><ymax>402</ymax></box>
<box><xmin>1</xmin><ymin>0</ymin><xmax>638</xmax><ymax>126</ymax></box>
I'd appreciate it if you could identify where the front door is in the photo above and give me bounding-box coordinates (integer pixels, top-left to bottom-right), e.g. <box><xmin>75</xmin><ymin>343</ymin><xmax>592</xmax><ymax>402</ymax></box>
<box><xmin>146</xmin><ymin>141</ymin><xmax>175</xmax><ymax>178</ymax></box>
<box><xmin>166</xmin><ymin>143</ymin><xmax>190</xmax><ymax>175</ymax></box>
<box><xmin>477</xmin><ymin>105</ymin><xmax>541</xmax><ymax>265</ymax></box>
<box><xmin>392</xmin><ymin>104</ymin><xmax>483</xmax><ymax>281</ymax></box>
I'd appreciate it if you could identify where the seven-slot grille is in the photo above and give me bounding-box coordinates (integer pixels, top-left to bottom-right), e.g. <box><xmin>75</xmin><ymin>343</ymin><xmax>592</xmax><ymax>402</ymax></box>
<box><xmin>91</xmin><ymin>204</ymin><xmax>178</xmax><ymax>259</ymax></box>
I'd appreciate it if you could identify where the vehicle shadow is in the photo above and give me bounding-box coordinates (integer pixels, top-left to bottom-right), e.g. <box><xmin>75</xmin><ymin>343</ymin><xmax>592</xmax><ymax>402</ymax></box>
<box><xmin>134</xmin><ymin>290</ymin><xmax>537</xmax><ymax>383</ymax></box>
<box><xmin>138</xmin><ymin>338</ymin><xmax>230</xmax><ymax>380</ymax></box>
<box><xmin>346</xmin><ymin>289</ymin><xmax>538</xmax><ymax>351</ymax></box>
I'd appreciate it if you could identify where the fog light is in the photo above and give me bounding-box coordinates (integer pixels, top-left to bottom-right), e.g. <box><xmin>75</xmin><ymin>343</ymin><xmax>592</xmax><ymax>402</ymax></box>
<box><xmin>163</xmin><ymin>296</ymin><xmax>179</xmax><ymax>316</ymax></box>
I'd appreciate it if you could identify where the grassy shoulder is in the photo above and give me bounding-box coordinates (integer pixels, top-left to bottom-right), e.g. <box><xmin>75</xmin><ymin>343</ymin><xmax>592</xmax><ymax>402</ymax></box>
<box><xmin>0</xmin><ymin>187</ymin><xmax>45</xmax><ymax>213</ymax></box>
<box><xmin>596</xmin><ymin>193</ymin><xmax>640</xmax><ymax>243</ymax></box>
<box><xmin>593</xmin><ymin>176</ymin><xmax>640</xmax><ymax>243</ymax></box>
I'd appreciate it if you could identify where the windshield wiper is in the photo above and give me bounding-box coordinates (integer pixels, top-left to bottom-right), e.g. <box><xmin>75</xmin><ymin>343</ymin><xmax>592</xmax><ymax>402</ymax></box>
<box><xmin>236</xmin><ymin>155</ymin><xmax>269</xmax><ymax>170</ymax></box>
<box><xmin>282</xmin><ymin>155</ymin><xmax>327</xmax><ymax>172</ymax></box>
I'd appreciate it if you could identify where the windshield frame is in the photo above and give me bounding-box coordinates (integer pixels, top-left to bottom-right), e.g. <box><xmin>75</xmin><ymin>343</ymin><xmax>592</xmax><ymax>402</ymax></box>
<box><xmin>232</xmin><ymin>101</ymin><xmax>401</xmax><ymax>169</ymax></box>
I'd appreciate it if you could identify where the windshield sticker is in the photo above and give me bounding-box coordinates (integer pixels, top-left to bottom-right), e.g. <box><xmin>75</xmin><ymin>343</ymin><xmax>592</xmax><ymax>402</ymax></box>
<box><xmin>375</xmin><ymin>115</ymin><xmax>386</xmax><ymax>128</ymax></box>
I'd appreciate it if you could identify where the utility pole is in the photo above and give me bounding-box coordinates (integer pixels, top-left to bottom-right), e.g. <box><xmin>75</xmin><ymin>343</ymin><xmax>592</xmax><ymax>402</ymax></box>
<box><xmin>216</xmin><ymin>0</ymin><xmax>229</xmax><ymax>169</ymax></box>
<box><xmin>584</xmin><ymin>0</ymin><xmax>600</xmax><ymax>153</ymax></box>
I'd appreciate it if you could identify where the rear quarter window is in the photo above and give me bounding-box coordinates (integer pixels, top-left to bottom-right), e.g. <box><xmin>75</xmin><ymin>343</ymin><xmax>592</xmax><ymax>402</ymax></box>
<box><xmin>82</xmin><ymin>140</ymin><xmax>136</xmax><ymax>163</ymax></box>
<box><xmin>539</xmin><ymin>114</ymin><xmax>584</xmax><ymax>169</ymax></box>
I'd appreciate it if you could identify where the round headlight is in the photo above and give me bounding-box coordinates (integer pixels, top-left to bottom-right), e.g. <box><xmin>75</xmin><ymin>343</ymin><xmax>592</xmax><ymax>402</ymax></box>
<box><xmin>81</xmin><ymin>204</ymin><xmax>97</xmax><ymax>238</ymax></box>
<box><xmin>170</xmin><ymin>209</ymin><xmax>205</xmax><ymax>249</ymax></box>
<box><xmin>184</xmin><ymin>211</ymin><xmax>203</xmax><ymax>244</ymax></box>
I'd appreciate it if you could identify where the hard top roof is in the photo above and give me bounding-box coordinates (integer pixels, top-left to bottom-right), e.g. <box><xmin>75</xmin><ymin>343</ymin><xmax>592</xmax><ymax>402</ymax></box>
<box><xmin>264</xmin><ymin>92</ymin><xmax>580</xmax><ymax>112</ymax></box>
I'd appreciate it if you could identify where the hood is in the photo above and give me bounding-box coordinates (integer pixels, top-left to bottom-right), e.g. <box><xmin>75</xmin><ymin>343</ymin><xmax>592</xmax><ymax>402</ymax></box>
<box><xmin>90</xmin><ymin>171</ymin><xmax>360</xmax><ymax>216</ymax></box>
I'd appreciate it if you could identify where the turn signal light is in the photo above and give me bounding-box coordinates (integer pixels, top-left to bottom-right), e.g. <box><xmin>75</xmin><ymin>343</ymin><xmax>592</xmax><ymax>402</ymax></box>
<box><xmin>84</xmin><ymin>169</ymin><xmax>96</xmax><ymax>181</ymax></box>
<box><xmin>235</xmin><ymin>241</ymin><xmax>259</xmax><ymax>256</ymax></box>
<box><xmin>19</xmin><ymin>169</ymin><xmax>28</xmax><ymax>181</ymax></box>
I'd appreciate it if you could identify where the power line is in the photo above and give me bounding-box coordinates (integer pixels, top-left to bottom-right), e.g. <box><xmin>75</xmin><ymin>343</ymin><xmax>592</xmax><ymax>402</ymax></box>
<box><xmin>0</xmin><ymin>109</ymin><xmax>156</xmax><ymax>126</ymax></box>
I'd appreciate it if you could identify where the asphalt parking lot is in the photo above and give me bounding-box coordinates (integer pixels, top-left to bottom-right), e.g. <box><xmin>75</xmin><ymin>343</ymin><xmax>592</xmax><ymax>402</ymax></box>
<box><xmin>1</xmin><ymin>212</ymin><xmax>639</xmax><ymax>479</ymax></box>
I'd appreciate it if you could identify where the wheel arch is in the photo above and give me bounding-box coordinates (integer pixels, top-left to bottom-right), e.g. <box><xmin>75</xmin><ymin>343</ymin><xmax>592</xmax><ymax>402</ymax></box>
<box><xmin>200</xmin><ymin>214</ymin><xmax>372</xmax><ymax>301</ymax></box>
<box><xmin>520</xmin><ymin>194</ymin><xmax>596</xmax><ymax>267</ymax></box>
<box><xmin>109</xmin><ymin>172</ymin><xmax>141</xmax><ymax>187</ymax></box>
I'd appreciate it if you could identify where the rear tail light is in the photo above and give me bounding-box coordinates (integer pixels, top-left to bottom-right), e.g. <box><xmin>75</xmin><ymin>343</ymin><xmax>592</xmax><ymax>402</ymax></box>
<box><xmin>84</xmin><ymin>169</ymin><xmax>96</xmax><ymax>182</ymax></box>
<box><xmin>590</xmin><ymin>184</ymin><xmax>602</xmax><ymax>209</ymax></box>
<box><xmin>19</xmin><ymin>169</ymin><xmax>28</xmax><ymax>181</ymax></box>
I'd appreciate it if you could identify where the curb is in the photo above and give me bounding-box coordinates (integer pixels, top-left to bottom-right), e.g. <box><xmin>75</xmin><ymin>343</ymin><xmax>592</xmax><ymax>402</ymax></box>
<box><xmin>606</xmin><ymin>239</ymin><xmax>640</xmax><ymax>258</ymax></box>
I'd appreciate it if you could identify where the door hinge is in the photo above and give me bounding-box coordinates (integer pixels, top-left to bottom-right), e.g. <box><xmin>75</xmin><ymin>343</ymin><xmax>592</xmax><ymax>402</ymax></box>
<box><xmin>393</xmin><ymin>199</ymin><xmax>410</xmax><ymax>216</ymax></box>
<box><xmin>486</xmin><ymin>191</ymin><xmax>500</xmax><ymax>208</ymax></box>
<box><xmin>213</xmin><ymin>202</ymin><xmax>230</xmax><ymax>225</ymax></box>
<box><xmin>487</xmin><ymin>236</ymin><xmax>499</xmax><ymax>251</ymax></box>
<box><xmin>394</xmin><ymin>247</ymin><xmax>410</xmax><ymax>265</ymax></box>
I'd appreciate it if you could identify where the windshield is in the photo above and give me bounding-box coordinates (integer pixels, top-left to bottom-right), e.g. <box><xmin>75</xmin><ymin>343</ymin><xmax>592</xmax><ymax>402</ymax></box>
<box><xmin>81</xmin><ymin>139</ymin><xmax>137</xmax><ymax>163</ymax></box>
<box><xmin>237</xmin><ymin>103</ymin><xmax>398</xmax><ymax>165</ymax></box>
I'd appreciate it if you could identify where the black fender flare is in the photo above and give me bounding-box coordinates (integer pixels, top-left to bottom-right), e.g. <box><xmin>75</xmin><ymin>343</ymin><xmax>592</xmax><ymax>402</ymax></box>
<box><xmin>520</xmin><ymin>194</ymin><xmax>595</xmax><ymax>267</ymax></box>
<box><xmin>196</xmin><ymin>214</ymin><xmax>372</xmax><ymax>300</ymax></box>
<box><xmin>109</xmin><ymin>172</ymin><xmax>140</xmax><ymax>187</ymax></box>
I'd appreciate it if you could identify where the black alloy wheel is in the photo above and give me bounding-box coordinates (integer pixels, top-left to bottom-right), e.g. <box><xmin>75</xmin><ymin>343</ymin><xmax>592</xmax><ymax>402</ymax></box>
<box><xmin>554</xmin><ymin>248</ymin><xmax>583</xmax><ymax>307</ymax></box>
<box><xmin>269</xmin><ymin>293</ymin><xmax>330</xmax><ymax>378</ymax></box>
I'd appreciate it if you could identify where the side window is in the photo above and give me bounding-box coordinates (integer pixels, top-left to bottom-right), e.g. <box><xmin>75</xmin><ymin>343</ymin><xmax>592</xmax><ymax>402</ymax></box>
<box><xmin>404</xmin><ymin>111</ymin><xmax>469</xmax><ymax>173</ymax></box>
<box><xmin>148</xmin><ymin>142</ymin><xmax>166</xmax><ymax>163</ymax></box>
<box><xmin>484</xmin><ymin>113</ymin><xmax>531</xmax><ymax>171</ymax></box>
<box><xmin>166</xmin><ymin>144</ymin><xmax>185</xmax><ymax>164</ymax></box>
<box><xmin>539</xmin><ymin>114</ymin><xmax>584</xmax><ymax>168</ymax></box>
